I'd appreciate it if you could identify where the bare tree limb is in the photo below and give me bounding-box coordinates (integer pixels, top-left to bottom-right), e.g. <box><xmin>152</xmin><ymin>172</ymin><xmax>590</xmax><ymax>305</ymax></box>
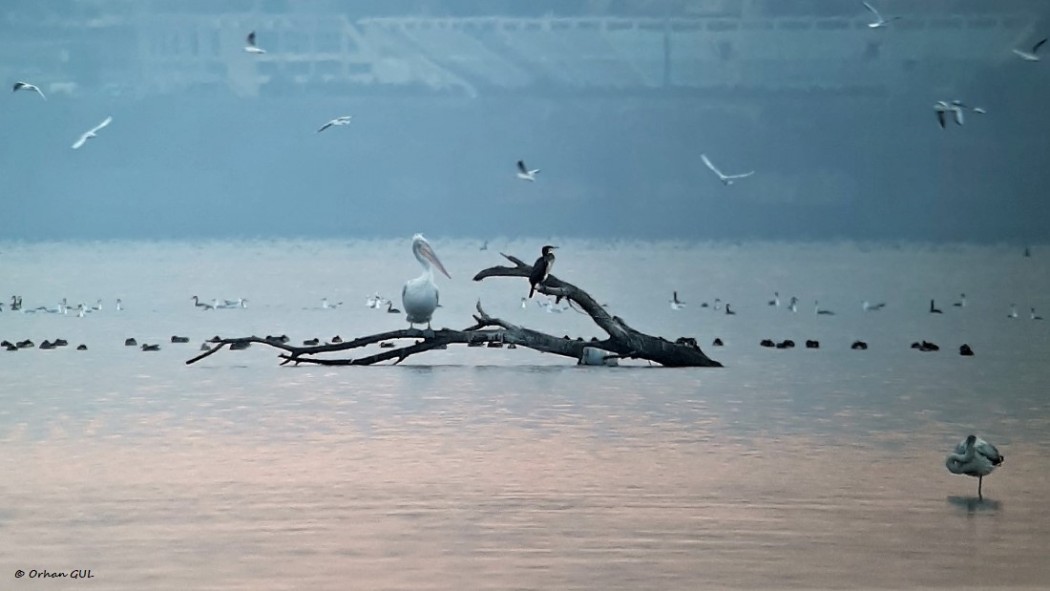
<box><xmin>186</xmin><ymin>254</ymin><xmax>721</xmax><ymax>368</ymax></box>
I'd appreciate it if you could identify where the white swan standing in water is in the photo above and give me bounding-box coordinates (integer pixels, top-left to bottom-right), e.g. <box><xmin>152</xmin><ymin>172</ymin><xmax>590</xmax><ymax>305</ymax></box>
<box><xmin>402</xmin><ymin>234</ymin><xmax>451</xmax><ymax>329</ymax></box>
<box><xmin>946</xmin><ymin>434</ymin><xmax>1004</xmax><ymax>499</ymax></box>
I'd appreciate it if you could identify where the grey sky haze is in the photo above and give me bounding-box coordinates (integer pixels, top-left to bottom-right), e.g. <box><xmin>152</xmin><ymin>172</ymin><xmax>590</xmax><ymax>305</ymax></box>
<box><xmin>2</xmin><ymin>0</ymin><xmax>1049</xmax><ymax>243</ymax></box>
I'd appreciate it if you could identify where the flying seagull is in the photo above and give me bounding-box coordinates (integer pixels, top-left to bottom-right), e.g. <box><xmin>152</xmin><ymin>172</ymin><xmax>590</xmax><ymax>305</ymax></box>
<box><xmin>12</xmin><ymin>81</ymin><xmax>46</xmax><ymax>100</ymax></box>
<box><xmin>244</xmin><ymin>31</ymin><xmax>266</xmax><ymax>54</ymax></box>
<box><xmin>701</xmin><ymin>154</ymin><xmax>754</xmax><ymax>185</ymax></box>
<box><xmin>862</xmin><ymin>1</ymin><xmax>900</xmax><ymax>29</ymax></box>
<box><xmin>933</xmin><ymin>101</ymin><xmax>965</xmax><ymax>128</ymax></box>
<box><xmin>1013</xmin><ymin>38</ymin><xmax>1047</xmax><ymax>61</ymax></box>
<box><xmin>316</xmin><ymin>115</ymin><xmax>351</xmax><ymax>133</ymax></box>
<box><xmin>71</xmin><ymin>116</ymin><xmax>113</xmax><ymax>150</ymax></box>
<box><xmin>516</xmin><ymin>160</ymin><xmax>540</xmax><ymax>181</ymax></box>
<box><xmin>933</xmin><ymin>100</ymin><xmax>985</xmax><ymax>128</ymax></box>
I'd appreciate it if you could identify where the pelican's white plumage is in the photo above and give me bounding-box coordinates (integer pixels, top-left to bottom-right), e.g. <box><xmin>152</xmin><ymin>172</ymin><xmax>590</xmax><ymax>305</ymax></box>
<box><xmin>701</xmin><ymin>153</ymin><xmax>754</xmax><ymax>185</ymax></box>
<box><xmin>72</xmin><ymin>116</ymin><xmax>112</xmax><ymax>149</ymax></box>
<box><xmin>317</xmin><ymin>115</ymin><xmax>351</xmax><ymax>133</ymax></box>
<box><xmin>402</xmin><ymin>234</ymin><xmax>451</xmax><ymax>328</ymax></box>
<box><xmin>516</xmin><ymin>160</ymin><xmax>539</xmax><ymax>181</ymax></box>
<box><xmin>946</xmin><ymin>434</ymin><xmax>1004</xmax><ymax>498</ymax></box>
<box><xmin>1013</xmin><ymin>38</ymin><xmax>1046</xmax><ymax>61</ymax></box>
<box><xmin>13</xmin><ymin>81</ymin><xmax>46</xmax><ymax>100</ymax></box>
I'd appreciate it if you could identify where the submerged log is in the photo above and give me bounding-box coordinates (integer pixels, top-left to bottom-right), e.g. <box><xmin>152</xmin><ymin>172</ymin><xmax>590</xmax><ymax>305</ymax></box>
<box><xmin>186</xmin><ymin>253</ymin><xmax>721</xmax><ymax>368</ymax></box>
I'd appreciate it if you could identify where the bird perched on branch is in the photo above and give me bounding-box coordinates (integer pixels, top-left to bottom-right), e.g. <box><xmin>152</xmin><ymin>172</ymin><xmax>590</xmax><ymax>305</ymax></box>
<box><xmin>529</xmin><ymin>245</ymin><xmax>558</xmax><ymax>298</ymax></box>
<box><xmin>402</xmin><ymin>234</ymin><xmax>451</xmax><ymax>329</ymax></box>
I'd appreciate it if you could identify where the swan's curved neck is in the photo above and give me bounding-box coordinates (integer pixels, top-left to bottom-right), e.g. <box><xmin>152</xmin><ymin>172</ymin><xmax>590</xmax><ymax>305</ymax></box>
<box><xmin>947</xmin><ymin>440</ymin><xmax>976</xmax><ymax>466</ymax></box>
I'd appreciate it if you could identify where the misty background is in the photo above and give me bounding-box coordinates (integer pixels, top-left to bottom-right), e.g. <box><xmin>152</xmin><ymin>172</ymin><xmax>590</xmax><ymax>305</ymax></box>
<box><xmin>1</xmin><ymin>0</ymin><xmax>1049</xmax><ymax>243</ymax></box>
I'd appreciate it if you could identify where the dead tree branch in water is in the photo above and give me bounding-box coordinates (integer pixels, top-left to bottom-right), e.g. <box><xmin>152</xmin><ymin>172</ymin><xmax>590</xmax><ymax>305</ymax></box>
<box><xmin>186</xmin><ymin>253</ymin><xmax>721</xmax><ymax>368</ymax></box>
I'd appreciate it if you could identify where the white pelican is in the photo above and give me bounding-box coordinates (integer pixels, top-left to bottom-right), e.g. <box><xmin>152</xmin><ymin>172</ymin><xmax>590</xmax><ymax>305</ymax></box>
<box><xmin>789</xmin><ymin>296</ymin><xmax>798</xmax><ymax>313</ymax></box>
<box><xmin>670</xmin><ymin>291</ymin><xmax>686</xmax><ymax>310</ymax></box>
<box><xmin>862</xmin><ymin>1</ymin><xmax>900</xmax><ymax>28</ymax></box>
<box><xmin>13</xmin><ymin>81</ymin><xmax>46</xmax><ymax>100</ymax></box>
<box><xmin>1013</xmin><ymin>38</ymin><xmax>1046</xmax><ymax>61</ymax></box>
<box><xmin>946</xmin><ymin>434</ymin><xmax>1003</xmax><ymax>499</ymax></box>
<box><xmin>116</xmin><ymin>298</ymin><xmax>123</xmax><ymax>311</ymax></box>
<box><xmin>244</xmin><ymin>31</ymin><xmax>266</xmax><ymax>54</ymax></box>
<box><xmin>701</xmin><ymin>153</ymin><xmax>754</xmax><ymax>185</ymax></box>
<box><xmin>402</xmin><ymin>234</ymin><xmax>451</xmax><ymax>329</ymax></box>
<box><xmin>516</xmin><ymin>160</ymin><xmax>539</xmax><ymax>181</ymax></box>
<box><xmin>72</xmin><ymin>116</ymin><xmax>112</xmax><ymax>149</ymax></box>
<box><xmin>317</xmin><ymin>115</ymin><xmax>351</xmax><ymax>133</ymax></box>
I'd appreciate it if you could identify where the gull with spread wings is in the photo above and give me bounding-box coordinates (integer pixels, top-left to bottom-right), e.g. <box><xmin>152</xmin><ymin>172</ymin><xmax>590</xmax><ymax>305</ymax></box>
<box><xmin>1013</xmin><ymin>37</ymin><xmax>1047</xmax><ymax>61</ymax></box>
<box><xmin>72</xmin><ymin>116</ymin><xmax>113</xmax><ymax>150</ymax></box>
<box><xmin>317</xmin><ymin>115</ymin><xmax>351</xmax><ymax>133</ymax></box>
<box><xmin>862</xmin><ymin>1</ymin><xmax>900</xmax><ymax>29</ymax></box>
<box><xmin>701</xmin><ymin>154</ymin><xmax>754</xmax><ymax>186</ymax></box>
<box><xmin>516</xmin><ymin>160</ymin><xmax>540</xmax><ymax>182</ymax></box>
<box><xmin>13</xmin><ymin>81</ymin><xmax>46</xmax><ymax>100</ymax></box>
<box><xmin>244</xmin><ymin>31</ymin><xmax>266</xmax><ymax>54</ymax></box>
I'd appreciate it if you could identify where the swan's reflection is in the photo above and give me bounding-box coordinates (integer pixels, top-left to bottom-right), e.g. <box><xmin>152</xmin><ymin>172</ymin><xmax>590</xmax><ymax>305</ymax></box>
<box><xmin>947</xmin><ymin>495</ymin><xmax>1002</xmax><ymax>514</ymax></box>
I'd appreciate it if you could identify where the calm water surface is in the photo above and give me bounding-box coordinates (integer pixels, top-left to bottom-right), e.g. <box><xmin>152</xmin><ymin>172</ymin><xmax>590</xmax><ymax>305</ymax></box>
<box><xmin>2</xmin><ymin>239</ymin><xmax>1049</xmax><ymax>590</ymax></box>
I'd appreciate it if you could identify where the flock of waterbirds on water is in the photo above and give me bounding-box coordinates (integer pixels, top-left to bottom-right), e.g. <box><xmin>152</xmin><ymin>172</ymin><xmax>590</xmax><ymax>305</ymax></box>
<box><xmin>9</xmin><ymin>4</ymin><xmax>1038</xmax><ymax>500</ymax></box>
<box><xmin>0</xmin><ymin>272</ymin><xmax>1016</xmax><ymax>495</ymax></box>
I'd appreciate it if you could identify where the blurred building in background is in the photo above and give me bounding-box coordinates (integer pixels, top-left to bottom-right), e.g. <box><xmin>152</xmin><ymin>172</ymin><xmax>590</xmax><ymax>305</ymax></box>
<box><xmin>2</xmin><ymin>0</ymin><xmax>1040</xmax><ymax>99</ymax></box>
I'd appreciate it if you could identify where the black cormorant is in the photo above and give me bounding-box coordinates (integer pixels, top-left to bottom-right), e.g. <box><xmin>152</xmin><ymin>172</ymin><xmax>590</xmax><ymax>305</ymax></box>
<box><xmin>529</xmin><ymin>245</ymin><xmax>558</xmax><ymax>298</ymax></box>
